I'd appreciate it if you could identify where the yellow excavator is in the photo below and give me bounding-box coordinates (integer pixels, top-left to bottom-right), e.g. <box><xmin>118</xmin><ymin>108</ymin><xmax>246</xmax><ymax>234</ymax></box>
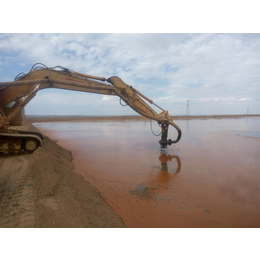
<box><xmin>0</xmin><ymin>63</ymin><xmax>182</xmax><ymax>154</ymax></box>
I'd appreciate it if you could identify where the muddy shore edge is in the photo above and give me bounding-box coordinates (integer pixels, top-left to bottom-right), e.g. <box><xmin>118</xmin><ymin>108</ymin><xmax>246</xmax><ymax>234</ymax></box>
<box><xmin>26</xmin><ymin>114</ymin><xmax>260</xmax><ymax>123</ymax></box>
<box><xmin>0</xmin><ymin>123</ymin><xmax>126</xmax><ymax>228</ymax></box>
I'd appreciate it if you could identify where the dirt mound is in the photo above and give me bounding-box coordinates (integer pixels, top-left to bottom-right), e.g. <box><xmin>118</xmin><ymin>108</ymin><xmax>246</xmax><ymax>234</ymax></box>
<box><xmin>0</xmin><ymin>124</ymin><xmax>126</xmax><ymax>228</ymax></box>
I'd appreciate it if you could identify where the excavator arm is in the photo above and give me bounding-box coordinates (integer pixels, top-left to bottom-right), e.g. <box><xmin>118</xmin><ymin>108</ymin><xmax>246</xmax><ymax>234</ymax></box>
<box><xmin>0</xmin><ymin>63</ymin><xmax>181</xmax><ymax>154</ymax></box>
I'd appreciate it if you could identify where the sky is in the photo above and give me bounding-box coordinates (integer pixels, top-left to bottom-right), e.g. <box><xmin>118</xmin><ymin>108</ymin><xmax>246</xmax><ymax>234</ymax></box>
<box><xmin>0</xmin><ymin>0</ymin><xmax>259</xmax><ymax>117</ymax></box>
<box><xmin>0</xmin><ymin>33</ymin><xmax>259</xmax><ymax>116</ymax></box>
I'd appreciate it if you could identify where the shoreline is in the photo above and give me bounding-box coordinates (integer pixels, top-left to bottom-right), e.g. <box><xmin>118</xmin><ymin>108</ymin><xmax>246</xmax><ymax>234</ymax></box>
<box><xmin>0</xmin><ymin>123</ymin><xmax>127</xmax><ymax>228</ymax></box>
<box><xmin>26</xmin><ymin>114</ymin><xmax>260</xmax><ymax>123</ymax></box>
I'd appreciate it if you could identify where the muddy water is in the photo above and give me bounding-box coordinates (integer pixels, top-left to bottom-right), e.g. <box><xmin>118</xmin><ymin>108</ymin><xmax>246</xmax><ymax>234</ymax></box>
<box><xmin>34</xmin><ymin>117</ymin><xmax>260</xmax><ymax>228</ymax></box>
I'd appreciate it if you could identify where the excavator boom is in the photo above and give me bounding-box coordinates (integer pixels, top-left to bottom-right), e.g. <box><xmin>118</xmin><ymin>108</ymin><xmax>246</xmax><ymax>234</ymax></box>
<box><xmin>0</xmin><ymin>63</ymin><xmax>181</xmax><ymax>154</ymax></box>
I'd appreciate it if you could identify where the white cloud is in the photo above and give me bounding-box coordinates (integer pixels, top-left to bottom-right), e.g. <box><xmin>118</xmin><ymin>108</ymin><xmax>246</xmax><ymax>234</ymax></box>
<box><xmin>102</xmin><ymin>96</ymin><xmax>117</xmax><ymax>102</ymax></box>
<box><xmin>238</xmin><ymin>97</ymin><xmax>251</xmax><ymax>102</ymax></box>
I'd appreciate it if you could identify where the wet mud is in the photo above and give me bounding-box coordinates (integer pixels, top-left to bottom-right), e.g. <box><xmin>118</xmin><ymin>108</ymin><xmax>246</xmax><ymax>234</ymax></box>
<box><xmin>34</xmin><ymin>117</ymin><xmax>260</xmax><ymax>228</ymax></box>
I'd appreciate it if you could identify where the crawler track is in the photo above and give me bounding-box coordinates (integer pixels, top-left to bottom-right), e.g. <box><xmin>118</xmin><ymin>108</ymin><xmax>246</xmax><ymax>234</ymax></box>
<box><xmin>0</xmin><ymin>130</ymin><xmax>43</xmax><ymax>155</ymax></box>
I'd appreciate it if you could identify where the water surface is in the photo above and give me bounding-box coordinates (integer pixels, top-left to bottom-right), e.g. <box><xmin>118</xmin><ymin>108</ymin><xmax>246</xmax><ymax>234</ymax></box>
<box><xmin>34</xmin><ymin>117</ymin><xmax>260</xmax><ymax>227</ymax></box>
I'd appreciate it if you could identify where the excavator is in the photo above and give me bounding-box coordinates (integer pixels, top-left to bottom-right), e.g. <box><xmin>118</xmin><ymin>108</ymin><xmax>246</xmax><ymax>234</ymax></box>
<box><xmin>0</xmin><ymin>63</ymin><xmax>182</xmax><ymax>155</ymax></box>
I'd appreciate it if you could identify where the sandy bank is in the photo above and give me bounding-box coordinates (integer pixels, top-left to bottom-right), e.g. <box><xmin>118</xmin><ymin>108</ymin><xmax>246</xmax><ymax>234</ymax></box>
<box><xmin>0</xmin><ymin>123</ymin><xmax>126</xmax><ymax>228</ymax></box>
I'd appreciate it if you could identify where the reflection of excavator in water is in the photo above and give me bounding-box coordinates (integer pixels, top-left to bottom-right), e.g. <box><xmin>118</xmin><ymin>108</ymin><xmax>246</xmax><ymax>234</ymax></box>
<box><xmin>158</xmin><ymin>153</ymin><xmax>181</xmax><ymax>174</ymax></box>
<box><xmin>0</xmin><ymin>63</ymin><xmax>182</xmax><ymax>155</ymax></box>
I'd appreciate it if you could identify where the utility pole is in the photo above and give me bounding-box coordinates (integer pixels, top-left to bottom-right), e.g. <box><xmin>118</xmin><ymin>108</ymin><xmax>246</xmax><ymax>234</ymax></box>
<box><xmin>186</xmin><ymin>100</ymin><xmax>189</xmax><ymax>116</ymax></box>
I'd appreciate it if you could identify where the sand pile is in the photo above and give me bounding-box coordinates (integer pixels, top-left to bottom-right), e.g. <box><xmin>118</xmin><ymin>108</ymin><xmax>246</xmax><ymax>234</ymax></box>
<box><xmin>0</xmin><ymin>124</ymin><xmax>126</xmax><ymax>228</ymax></box>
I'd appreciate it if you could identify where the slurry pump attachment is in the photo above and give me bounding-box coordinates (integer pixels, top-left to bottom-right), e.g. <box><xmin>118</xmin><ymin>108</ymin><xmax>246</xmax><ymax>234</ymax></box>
<box><xmin>159</xmin><ymin>123</ymin><xmax>182</xmax><ymax>148</ymax></box>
